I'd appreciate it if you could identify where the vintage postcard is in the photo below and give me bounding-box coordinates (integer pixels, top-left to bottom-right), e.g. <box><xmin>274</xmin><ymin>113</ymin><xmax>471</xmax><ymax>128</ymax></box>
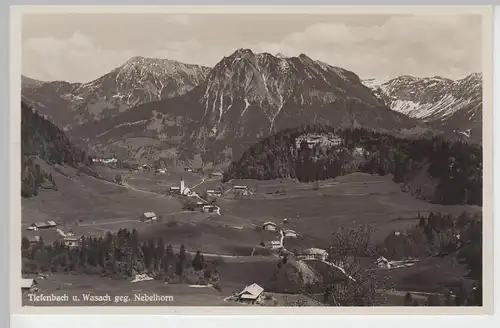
<box><xmin>10</xmin><ymin>5</ymin><xmax>493</xmax><ymax>315</ymax></box>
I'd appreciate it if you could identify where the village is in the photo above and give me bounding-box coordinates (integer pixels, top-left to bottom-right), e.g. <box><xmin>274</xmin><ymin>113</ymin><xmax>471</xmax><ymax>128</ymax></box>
<box><xmin>21</xmin><ymin>161</ymin><xmax>434</xmax><ymax>306</ymax></box>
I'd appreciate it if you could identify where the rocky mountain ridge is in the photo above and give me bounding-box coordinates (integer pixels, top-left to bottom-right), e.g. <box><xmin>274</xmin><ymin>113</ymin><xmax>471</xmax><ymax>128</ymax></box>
<box><xmin>74</xmin><ymin>49</ymin><xmax>427</xmax><ymax>162</ymax></box>
<box><xmin>21</xmin><ymin>57</ymin><xmax>211</xmax><ymax>129</ymax></box>
<box><xmin>363</xmin><ymin>73</ymin><xmax>482</xmax><ymax>143</ymax></box>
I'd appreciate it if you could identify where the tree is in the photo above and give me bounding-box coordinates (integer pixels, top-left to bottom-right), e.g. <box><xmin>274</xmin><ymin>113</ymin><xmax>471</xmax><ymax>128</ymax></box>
<box><xmin>330</xmin><ymin>224</ymin><xmax>377</xmax><ymax>258</ymax></box>
<box><xmin>179</xmin><ymin>244</ymin><xmax>186</xmax><ymax>261</ymax></box>
<box><xmin>192</xmin><ymin>250</ymin><xmax>204</xmax><ymax>271</ymax></box>
<box><xmin>182</xmin><ymin>200</ymin><xmax>197</xmax><ymax>211</ymax></box>
<box><xmin>321</xmin><ymin>225</ymin><xmax>393</xmax><ymax>306</ymax></box>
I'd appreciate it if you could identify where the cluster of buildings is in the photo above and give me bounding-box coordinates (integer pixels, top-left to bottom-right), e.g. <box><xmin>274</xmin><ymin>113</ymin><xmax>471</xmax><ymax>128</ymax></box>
<box><xmin>206</xmin><ymin>189</ymin><xmax>223</xmax><ymax>197</ymax></box>
<box><xmin>92</xmin><ymin>157</ymin><xmax>118</xmax><ymax>165</ymax></box>
<box><xmin>295</xmin><ymin>133</ymin><xmax>343</xmax><ymax>150</ymax></box>
<box><xmin>169</xmin><ymin>177</ymin><xmax>194</xmax><ymax>196</ymax></box>
<box><xmin>25</xmin><ymin>220</ymin><xmax>83</xmax><ymax>248</ymax></box>
<box><xmin>296</xmin><ymin>248</ymin><xmax>329</xmax><ymax>262</ymax></box>
<box><xmin>261</xmin><ymin>221</ymin><xmax>329</xmax><ymax>262</ymax></box>
<box><xmin>375</xmin><ymin>256</ymin><xmax>419</xmax><ymax>269</ymax></box>
<box><xmin>26</xmin><ymin>221</ymin><xmax>58</xmax><ymax>231</ymax></box>
<box><xmin>233</xmin><ymin>185</ymin><xmax>253</xmax><ymax>196</ymax></box>
<box><xmin>262</xmin><ymin>221</ymin><xmax>300</xmax><ymax>238</ymax></box>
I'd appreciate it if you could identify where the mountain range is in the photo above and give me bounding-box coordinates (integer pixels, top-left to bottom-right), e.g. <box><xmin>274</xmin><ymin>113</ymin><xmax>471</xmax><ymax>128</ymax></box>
<box><xmin>22</xmin><ymin>57</ymin><xmax>210</xmax><ymax>131</ymax></box>
<box><xmin>21</xmin><ymin>48</ymin><xmax>483</xmax><ymax>164</ymax></box>
<box><xmin>363</xmin><ymin>73</ymin><xmax>482</xmax><ymax>142</ymax></box>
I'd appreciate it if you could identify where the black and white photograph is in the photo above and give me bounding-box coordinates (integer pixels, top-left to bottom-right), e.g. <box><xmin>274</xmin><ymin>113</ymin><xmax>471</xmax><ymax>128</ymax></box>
<box><xmin>13</xmin><ymin>5</ymin><xmax>492</xmax><ymax>311</ymax></box>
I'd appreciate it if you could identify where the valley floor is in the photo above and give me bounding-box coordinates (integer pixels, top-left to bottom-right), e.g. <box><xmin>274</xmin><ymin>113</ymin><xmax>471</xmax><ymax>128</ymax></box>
<box><xmin>21</xmin><ymin>165</ymin><xmax>480</xmax><ymax>306</ymax></box>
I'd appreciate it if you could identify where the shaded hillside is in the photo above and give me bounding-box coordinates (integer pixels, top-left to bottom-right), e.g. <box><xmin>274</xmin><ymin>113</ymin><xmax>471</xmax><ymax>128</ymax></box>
<box><xmin>378</xmin><ymin>211</ymin><xmax>482</xmax><ymax>304</ymax></box>
<box><xmin>74</xmin><ymin>49</ymin><xmax>430</xmax><ymax>163</ymax></box>
<box><xmin>21</xmin><ymin>101</ymin><xmax>93</xmax><ymax>197</ymax></box>
<box><xmin>223</xmin><ymin>125</ymin><xmax>482</xmax><ymax>206</ymax></box>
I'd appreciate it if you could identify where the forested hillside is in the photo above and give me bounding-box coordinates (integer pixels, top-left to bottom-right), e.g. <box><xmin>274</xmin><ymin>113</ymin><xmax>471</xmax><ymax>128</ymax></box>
<box><xmin>21</xmin><ymin>101</ymin><xmax>93</xmax><ymax>197</ymax></box>
<box><xmin>223</xmin><ymin>125</ymin><xmax>482</xmax><ymax>206</ymax></box>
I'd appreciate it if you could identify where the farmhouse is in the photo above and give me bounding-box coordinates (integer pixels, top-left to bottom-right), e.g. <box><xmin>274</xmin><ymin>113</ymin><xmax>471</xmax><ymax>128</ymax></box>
<box><xmin>297</xmin><ymin>248</ymin><xmax>329</xmax><ymax>261</ymax></box>
<box><xmin>376</xmin><ymin>256</ymin><xmax>391</xmax><ymax>269</ymax></box>
<box><xmin>284</xmin><ymin>230</ymin><xmax>299</xmax><ymax>238</ymax></box>
<box><xmin>21</xmin><ymin>278</ymin><xmax>38</xmax><ymax>292</ymax></box>
<box><xmin>140</xmin><ymin>212</ymin><xmax>157</xmax><ymax>222</ymax></box>
<box><xmin>262</xmin><ymin>221</ymin><xmax>277</xmax><ymax>231</ymax></box>
<box><xmin>63</xmin><ymin>237</ymin><xmax>81</xmax><ymax>248</ymax></box>
<box><xmin>235</xmin><ymin>283</ymin><xmax>264</xmax><ymax>305</ymax></box>
<box><xmin>206</xmin><ymin>189</ymin><xmax>223</xmax><ymax>197</ymax></box>
<box><xmin>234</xmin><ymin>185</ymin><xmax>248</xmax><ymax>190</ymax></box>
<box><xmin>169</xmin><ymin>186</ymin><xmax>181</xmax><ymax>194</ymax></box>
<box><xmin>202</xmin><ymin>205</ymin><xmax>221</xmax><ymax>215</ymax></box>
<box><xmin>265</xmin><ymin>240</ymin><xmax>282</xmax><ymax>250</ymax></box>
<box><xmin>27</xmin><ymin>221</ymin><xmax>57</xmax><ymax>231</ymax></box>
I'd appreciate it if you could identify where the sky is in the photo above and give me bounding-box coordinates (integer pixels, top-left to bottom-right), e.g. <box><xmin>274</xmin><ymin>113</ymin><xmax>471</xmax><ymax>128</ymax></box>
<box><xmin>21</xmin><ymin>13</ymin><xmax>483</xmax><ymax>83</ymax></box>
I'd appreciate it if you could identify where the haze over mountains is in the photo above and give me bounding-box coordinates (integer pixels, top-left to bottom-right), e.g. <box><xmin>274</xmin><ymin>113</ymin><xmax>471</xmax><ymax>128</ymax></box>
<box><xmin>21</xmin><ymin>48</ymin><xmax>483</xmax><ymax>164</ymax></box>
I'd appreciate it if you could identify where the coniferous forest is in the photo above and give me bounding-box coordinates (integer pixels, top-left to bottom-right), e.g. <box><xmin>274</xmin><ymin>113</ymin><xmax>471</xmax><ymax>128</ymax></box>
<box><xmin>22</xmin><ymin>228</ymin><xmax>220</xmax><ymax>288</ymax></box>
<box><xmin>223</xmin><ymin>124</ymin><xmax>482</xmax><ymax>206</ymax></box>
<box><xmin>21</xmin><ymin>101</ymin><xmax>93</xmax><ymax>197</ymax></box>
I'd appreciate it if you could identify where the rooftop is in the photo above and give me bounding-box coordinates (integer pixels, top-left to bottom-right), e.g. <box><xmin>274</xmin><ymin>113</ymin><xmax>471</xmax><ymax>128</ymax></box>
<box><xmin>21</xmin><ymin>278</ymin><xmax>36</xmax><ymax>288</ymax></box>
<box><xmin>237</xmin><ymin>283</ymin><xmax>264</xmax><ymax>299</ymax></box>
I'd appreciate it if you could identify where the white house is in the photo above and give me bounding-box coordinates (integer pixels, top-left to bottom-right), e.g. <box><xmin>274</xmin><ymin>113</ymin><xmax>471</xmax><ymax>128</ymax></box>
<box><xmin>262</xmin><ymin>221</ymin><xmax>277</xmax><ymax>231</ymax></box>
<box><xmin>170</xmin><ymin>186</ymin><xmax>181</xmax><ymax>194</ymax></box>
<box><xmin>202</xmin><ymin>205</ymin><xmax>221</xmax><ymax>215</ymax></box>
<box><xmin>63</xmin><ymin>237</ymin><xmax>81</xmax><ymax>248</ymax></box>
<box><xmin>297</xmin><ymin>248</ymin><xmax>329</xmax><ymax>261</ymax></box>
<box><xmin>21</xmin><ymin>278</ymin><xmax>38</xmax><ymax>292</ymax></box>
<box><xmin>235</xmin><ymin>283</ymin><xmax>264</xmax><ymax>305</ymax></box>
<box><xmin>206</xmin><ymin>189</ymin><xmax>223</xmax><ymax>197</ymax></box>
<box><xmin>140</xmin><ymin>212</ymin><xmax>157</xmax><ymax>222</ymax></box>
<box><xmin>234</xmin><ymin>185</ymin><xmax>248</xmax><ymax>190</ymax></box>
<box><xmin>265</xmin><ymin>240</ymin><xmax>282</xmax><ymax>250</ymax></box>
<box><xmin>376</xmin><ymin>256</ymin><xmax>391</xmax><ymax>269</ymax></box>
<box><xmin>284</xmin><ymin>230</ymin><xmax>299</xmax><ymax>238</ymax></box>
<box><xmin>27</xmin><ymin>221</ymin><xmax>57</xmax><ymax>231</ymax></box>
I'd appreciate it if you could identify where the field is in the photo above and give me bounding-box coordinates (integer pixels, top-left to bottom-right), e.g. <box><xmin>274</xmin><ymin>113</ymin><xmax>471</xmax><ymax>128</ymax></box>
<box><xmin>21</xmin><ymin>165</ymin><xmax>481</xmax><ymax>305</ymax></box>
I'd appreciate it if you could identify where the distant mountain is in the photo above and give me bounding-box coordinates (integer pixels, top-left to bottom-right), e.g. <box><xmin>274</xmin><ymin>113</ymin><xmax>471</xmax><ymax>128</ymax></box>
<box><xmin>21</xmin><ymin>57</ymin><xmax>211</xmax><ymax>130</ymax></box>
<box><xmin>21</xmin><ymin>75</ymin><xmax>45</xmax><ymax>88</ymax></box>
<box><xmin>364</xmin><ymin>73</ymin><xmax>482</xmax><ymax>143</ymax></box>
<box><xmin>76</xmin><ymin>49</ymin><xmax>428</xmax><ymax>163</ymax></box>
<box><xmin>21</xmin><ymin>101</ymin><xmax>93</xmax><ymax>197</ymax></box>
